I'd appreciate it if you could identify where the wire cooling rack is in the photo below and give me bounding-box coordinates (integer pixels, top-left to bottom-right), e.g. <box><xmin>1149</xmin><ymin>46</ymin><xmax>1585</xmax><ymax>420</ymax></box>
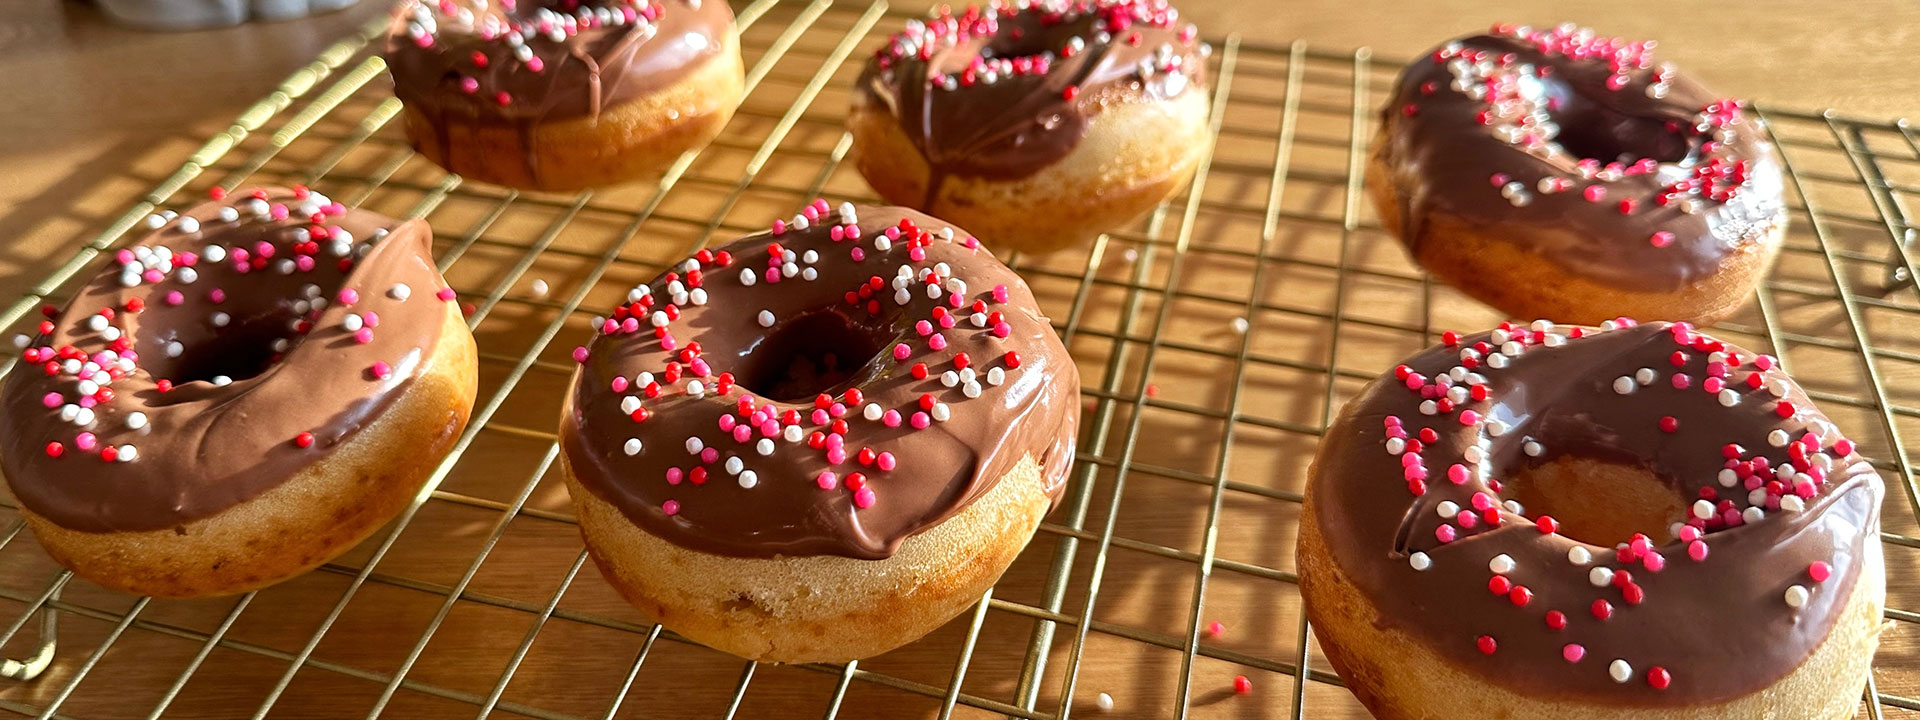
<box><xmin>2</xmin><ymin>2</ymin><xmax>1919</xmax><ymax>718</ymax></box>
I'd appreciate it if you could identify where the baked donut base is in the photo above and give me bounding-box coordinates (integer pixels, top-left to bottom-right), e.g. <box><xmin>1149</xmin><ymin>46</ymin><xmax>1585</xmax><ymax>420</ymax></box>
<box><xmin>561</xmin><ymin>452</ymin><xmax>1053</xmax><ymax>663</ymax></box>
<box><xmin>849</xmin><ymin>87</ymin><xmax>1211</xmax><ymax>255</ymax></box>
<box><xmin>400</xmin><ymin>29</ymin><xmax>745</xmax><ymax>192</ymax></box>
<box><xmin>1298</xmin><ymin>475</ymin><xmax>1884</xmax><ymax>720</ymax></box>
<box><xmin>1366</xmin><ymin>138</ymin><xmax>1786</xmax><ymax>327</ymax></box>
<box><xmin>21</xmin><ymin>301</ymin><xmax>477</xmax><ymax>599</ymax></box>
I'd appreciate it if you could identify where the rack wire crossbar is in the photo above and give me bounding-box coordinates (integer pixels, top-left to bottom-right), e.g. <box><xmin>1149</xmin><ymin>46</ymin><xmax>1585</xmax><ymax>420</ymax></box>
<box><xmin>1</xmin><ymin>2</ymin><xmax>1918</xmax><ymax>718</ymax></box>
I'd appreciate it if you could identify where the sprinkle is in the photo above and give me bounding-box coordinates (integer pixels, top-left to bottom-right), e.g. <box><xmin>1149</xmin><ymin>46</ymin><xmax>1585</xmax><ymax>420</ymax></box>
<box><xmin>1096</xmin><ymin>693</ymin><xmax>1114</xmax><ymax>712</ymax></box>
<box><xmin>1809</xmin><ymin>561</ymin><xmax>1833</xmax><ymax>582</ymax></box>
<box><xmin>757</xmin><ymin>310</ymin><xmax>775</xmax><ymax>327</ymax></box>
<box><xmin>1609</xmin><ymin>660</ymin><xmax>1632</xmax><ymax>683</ymax></box>
<box><xmin>1784</xmin><ymin>585</ymin><xmax>1809</xmax><ymax>608</ymax></box>
<box><xmin>389</xmin><ymin>283</ymin><xmax>412</xmax><ymax>301</ymax></box>
<box><xmin>1409</xmin><ymin>552</ymin><xmax>1432</xmax><ymax>570</ymax></box>
<box><xmin>1488</xmin><ymin>554</ymin><xmax>1515</xmax><ymax>574</ymax></box>
<box><xmin>1563</xmin><ymin>644</ymin><xmax>1585</xmax><ymax>663</ymax></box>
<box><xmin>1231</xmin><ymin>676</ymin><xmax>1252</xmax><ymax>695</ymax></box>
<box><xmin>1475</xmin><ymin>635</ymin><xmax>1497</xmax><ymax>655</ymax></box>
<box><xmin>661</xmin><ymin>500</ymin><xmax>680</xmax><ymax>516</ymax></box>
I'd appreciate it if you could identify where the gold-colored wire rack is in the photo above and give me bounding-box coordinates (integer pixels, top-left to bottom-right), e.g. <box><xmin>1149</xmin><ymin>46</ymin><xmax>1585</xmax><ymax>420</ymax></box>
<box><xmin>2</xmin><ymin>2</ymin><xmax>1918</xmax><ymax>718</ymax></box>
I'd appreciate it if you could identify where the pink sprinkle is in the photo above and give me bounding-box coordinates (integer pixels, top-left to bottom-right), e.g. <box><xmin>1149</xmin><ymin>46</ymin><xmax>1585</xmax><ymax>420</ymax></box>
<box><xmin>929</xmin><ymin>334</ymin><xmax>948</xmax><ymax>351</ymax></box>
<box><xmin>910</xmin><ymin>412</ymin><xmax>931</xmax><ymax>429</ymax></box>
<box><xmin>667</xmin><ymin>468</ymin><xmax>684</xmax><ymax>485</ymax></box>
<box><xmin>1809</xmin><ymin>562</ymin><xmax>1833</xmax><ymax>582</ymax></box>
<box><xmin>1754</xmin><ymin>355</ymin><xmax>1776</xmax><ymax>370</ymax></box>
<box><xmin>75</xmin><ymin>432</ymin><xmax>97</xmax><ymax>451</ymax></box>
<box><xmin>165</xmin><ymin>291</ymin><xmax>184</xmax><ymax>306</ymax></box>
<box><xmin>116</xmin><ymin>249</ymin><xmax>135</xmax><ymax>264</ymax></box>
<box><xmin>572</xmin><ymin>346</ymin><xmax>589</xmax><ymax>363</ymax></box>
<box><xmin>370</xmin><ymin>361</ymin><xmax>392</xmax><ymax>379</ymax></box>
<box><xmin>40</xmin><ymin>393</ymin><xmax>60</xmax><ymax>408</ymax></box>
<box><xmin>437</xmin><ymin>288</ymin><xmax>457</xmax><ymax>301</ymax></box>
<box><xmin>1469</xmin><ymin>492</ymin><xmax>1494</xmax><ymax>511</ymax></box>
<box><xmin>829</xmin><ymin>402</ymin><xmax>847</xmax><ymax>418</ymax></box>
<box><xmin>893</xmin><ymin>343</ymin><xmax>911</xmax><ymax>361</ymax></box>
<box><xmin>853</xmin><ymin>487</ymin><xmax>876</xmax><ymax>509</ymax></box>
<box><xmin>816</xmin><ymin>471</ymin><xmax>838</xmax><ymax>489</ymax></box>
<box><xmin>811</xmin><ymin>408</ymin><xmax>830</xmax><ymax>425</ymax></box>
<box><xmin>1703</xmin><ymin>376</ymin><xmax>1724</xmax><ymax>394</ymax></box>
<box><xmin>1435</xmin><ymin>525</ymin><xmax>1456</xmax><ymax>543</ymax></box>
<box><xmin>992</xmin><ymin>284</ymin><xmax>1009</xmax><ymax>303</ymax></box>
<box><xmin>620</xmin><ymin>318</ymin><xmax>640</xmax><ymax>334</ymax></box>
<box><xmin>882</xmin><ymin>409</ymin><xmax>902</xmax><ymax>427</ymax></box>
<box><xmin>992</xmin><ymin>322</ymin><xmax>1012</xmax><ymax>338</ymax></box>
<box><xmin>1563</xmin><ymin>644</ymin><xmax>1586</xmax><ymax>663</ymax></box>
<box><xmin>772</xmin><ymin>220</ymin><xmax>787</xmax><ymax>235</ymax></box>
<box><xmin>611</xmin><ymin>376</ymin><xmax>629</xmax><ymax>392</ymax></box>
<box><xmin>78</xmin><ymin>396</ymin><xmax>96</xmax><ymax>409</ymax></box>
<box><xmin>354</xmin><ymin>328</ymin><xmax>374</xmax><ymax>344</ymax></box>
<box><xmin>718</xmin><ymin>415</ymin><xmax>737</xmax><ymax>432</ymax></box>
<box><xmin>1649</xmin><ymin>231</ymin><xmax>1675</xmax><ymax>248</ymax></box>
<box><xmin>700</xmin><ymin>448</ymin><xmax>718</xmax><ymax>464</ymax></box>
<box><xmin>1671</xmin><ymin>373</ymin><xmax>1691</xmax><ymax>389</ymax></box>
<box><xmin>525</xmin><ymin>56</ymin><xmax>544</xmax><ymax>72</ymax></box>
<box><xmin>295</xmin><ymin>256</ymin><xmax>315</xmax><ymax>272</ymax></box>
<box><xmin>1642</xmin><ymin>551</ymin><xmax>1666</xmax><ymax>572</ymax></box>
<box><xmin>142</xmin><ymin>269</ymin><xmax>164</xmax><ymax>284</ymax></box>
<box><xmin>662</xmin><ymin>500</ymin><xmax>680</xmax><ymax>516</ymax></box>
<box><xmin>1688</xmin><ymin>540</ymin><xmax>1709</xmax><ymax>561</ymax></box>
<box><xmin>1448</xmin><ymin>464</ymin><xmax>1470</xmax><ymax>485</ymax></box>
<box><xmin>1834</xmin><ymin>439</ymin><xmax>1856</xmax><ymax>456</ymax></box>
<box><xmin>363</xmin><ymin>311</ymin><xmax>380</xmax><ymax>328</ymax></box>
<box><xmin>909</xmin><ymin>247</ymin><xmax>926</xmax><ymax>262</ymax></box>
<box><xmin>876</xmin><ymin>452</ymin><xmax>896</xmax><ymax>471</ymax></box>
<box><xmin>851</xmin><ymin>248</ymin><xmax>866</xmax><ymax>261</ymax></box>
<box><xmin>831</xmin><ymin>225</ymin><xmax>846</xmax><ymax>242</ymax></box>
<box><xmin>1583</xmin><ymin>185</ymin><xmax>1607</xmax><ymax>202</ymax></box>
<box><xmin>827</xmin><ymin>446</ymin><xmax>847</xmax><ymax>464</ymax></box>
<box><xmin>846</xmin><ymin>224</ymin><xmax>860</xmax><ymax>238</ymax></box>
<box><xmin>915</xmin><ymin>320</ymin><xmax>933</xmax><ymax>336</ymax></box>
<box><xmin>1458</xmin><ymin>410</ymin><xmax>1481</xmax><ymax>425</ymax></box>
<box><xmin>732</xmin><ymin>425</ymin><xmax>752</xmax><ymax>443</ymax></box>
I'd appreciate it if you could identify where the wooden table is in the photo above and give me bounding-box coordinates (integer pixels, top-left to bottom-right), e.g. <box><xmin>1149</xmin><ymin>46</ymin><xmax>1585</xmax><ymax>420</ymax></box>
<box><xmin>0</xmin><ymin>2</ymin><xmax>1916</xmax><ymax>719</ymax></box>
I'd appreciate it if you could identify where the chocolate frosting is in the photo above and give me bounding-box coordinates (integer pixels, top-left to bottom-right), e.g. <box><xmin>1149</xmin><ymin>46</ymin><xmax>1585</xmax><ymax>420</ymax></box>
<box><xmin>1</xmin><ymin>188</ymin><xmax>460</xmax><ymax>533</ymax></box>
<box><xmin>1310</xmin><ymin>320</ymin><xmax>1881</xmax><ymax>703</ymax></box>
<box><xmin>855</xmin><ymin>0</ymin><xmax>1207</xmax><ymax>202</ymax></box>
<box><xmin>382</xmin><ymin>0</ymin><xmax>732</xmax><ymax>123</ymax></box>
<box><xmin>560</xmin><ymin>202</ymin><xmax>1079</xmax><ymax>559</ymax></box>
<box><xmin>1375</xmin><ymin>25</ymin><xmax>1787</xmax><ymax>293</ymax></box>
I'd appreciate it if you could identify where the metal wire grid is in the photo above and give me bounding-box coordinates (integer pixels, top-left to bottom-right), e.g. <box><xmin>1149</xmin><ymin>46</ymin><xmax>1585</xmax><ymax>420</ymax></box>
<box><xmin>0</xmin><ymin>2</ymin><xmax>1916</xmax><ymax>717</ymax></box>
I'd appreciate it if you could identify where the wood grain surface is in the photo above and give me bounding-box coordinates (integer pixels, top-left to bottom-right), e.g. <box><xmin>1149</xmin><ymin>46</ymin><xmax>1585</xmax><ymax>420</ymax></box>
<box><xmin>0</xmin><ymin>2</ymin><xmax>1917</xmax><ymax>719</ymax></box>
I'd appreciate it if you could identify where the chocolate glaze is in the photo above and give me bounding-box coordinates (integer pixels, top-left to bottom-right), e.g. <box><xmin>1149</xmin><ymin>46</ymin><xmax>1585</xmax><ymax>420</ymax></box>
<box><xmin>855</xmin><ymin>0</ymin><xmax>1207</xmax><ymax>206</ymax></box>
<box><xmin>1375</xmin><ymin>26</ymin><xmax>1786</xmax><ymax>293</ymax></box>
<box><xmin>0</xmin><ymin>189</ymin><xmax>461</xmax><ymax>533</ymax></box>
<box><xmin>382</xmin><ymin>0</ymin><xmax>733</xmax><ymax>179</ymax></box>
<box><xmin>1309</xmin><ymin>321</ymin><xmax>1881</xmax><ymax>703</ymax></box>
<box><xmin>560</xmin><ymin>203</ymin><xmax>1079</xmax><ymax>559</ymax></box>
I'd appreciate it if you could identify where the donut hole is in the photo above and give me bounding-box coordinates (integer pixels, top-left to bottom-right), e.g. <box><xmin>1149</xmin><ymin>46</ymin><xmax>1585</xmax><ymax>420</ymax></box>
<box><xmin>1545</xmin><ymin>80</ymin><xmax>1692</xmax><ymax>165</ymax></box>
<box><xmin>1501</xmin><ymin>456</ymin><xmax>1686</xmax><ymax>547</ymax></box>
<box><xmin>160</xmin><ymin>315</ymin><xmax>297</xmax><ymax>385</ymax></box>
<box><xmin>734</xmin><ymin>310</ymin><xmax>889</xmax><ymax>403</ymax></box>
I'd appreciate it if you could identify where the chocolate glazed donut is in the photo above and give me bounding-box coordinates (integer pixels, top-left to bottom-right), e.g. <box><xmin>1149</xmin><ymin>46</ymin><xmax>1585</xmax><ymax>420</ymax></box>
<box><xmin>850</xmin><ymin>0</ymin><xmax>1212</xmax><ymax>254</ymax></box>
<box><xmin>1370</xmin><ymin>25</ymin><xmax>1788</xmax><ymax>325</ymax></box>
<box><xmin>1301</xmin><ymin>320</ymin><xmax>1882</xmax><ymax>720</ymax></box>
<box><xmin>0</xmin><ymin>188</ymin><xmax>477</xmax><ymax>598</ymax></box>
<box><xmin>558</xmin><ymin>201</ymin><xmax>1079</xmax><ymax>661</ymax></box>
<box><xmin>383</xmin><ymin>0</ymin><xmax>745</xmax><ymax>191</ymax></box>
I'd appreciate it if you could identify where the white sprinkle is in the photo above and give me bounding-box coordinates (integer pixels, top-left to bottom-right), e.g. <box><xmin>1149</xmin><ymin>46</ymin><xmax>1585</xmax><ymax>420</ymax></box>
<box><xmin>1718</xmin><ymin>468</ymin><xmax>1739</xmax><ymax>487</ymax></box>
<box><xmin>1781</xmin><ymin>495</ymin><xmax>1806</xmax><ymax>513</ymax></box>
<box><xmin>874</xmin><ymin>236</ymin><xmax>893</xmax><ymax>252</ymax></box>
<box><xmin>1611</xmin><ymin>377</ymin><xmax>1637</xmax><ymax>395</ymax></box>
<box><xmin>1409</xmin><ymin>552</ymin><xmax>1432</xmax><ymax>571</ymax></box>
<box><xmin>783</xmin><ymin>425</ymin><xmax>804</xmax><ymax>442</ymax></box>
<box><xmin>738</xmin><ymin>470</ymin><xmax>759</xmax><ymax>489</ymax></box>
<box><xmin>1487</xmin><ymin>420</ymin><xmax>1509</xmax><ymax>437</ymax></box>
<box><xmin>725</xmin><ymin>456</ymin><xmax>744</xmax><ymax>475</ymax></box>
<box><xmin>530</xmin><ymin>279</ymin><xmax>550</xmax><ymax>297</ymax></box>
<box><xmin>389</xmin><ymin>283</ymin><xmax>412</xmax><ymax>301</ymax></box>
<box><xmin>1486</xmin><ymin>353</ymin><xmax>1509</xmax><ymax>369</ymax></box>
<box><xmin>210</xmin><ymin>312</ymin><xmax>230</xmax><ymax>328</ymax></box>
<box><xmin>1692</xmin><ymin>499</ymin><xmax>1715</xmax><ymax>520</ymax></box>
<box><xmin>894</xmin><ymin>288</ymin><xmax>912</xmax><ymax>305</ymax></box>
<box><xmin>1230</xmin><ymin>317</ymin><xmax>1250</xmax><ymax>334</ymax></box>
<box><xmin>864</xmin><ymin>403</ymin><xmax>884</xmax><ymax>421</ymax></box>
<box><xmin>686</xmin><ymin>437</ymin><xmax>704</xmax><ymax>454</ymax></box>
<box><xmin>1436</xmin><ymin>500</ymin><xmax>1460</xmax><ymax>518</ymax></box>
<box><xmin>931</xmin><ymin>402</ymin><xmax>952</xmax><ymax>422</ymax></box>
<box><xmin>971</xmin><ymin>312</ymin><xmax>988</xmax><ymax>327</ymax></box>
<box><xmin>125</xmin><ymin>412</ymin><xmax>148</xmax><ymax>430</ymax></box>
<box><xmin>650</xmin><ymin>311</ymin><xmax>669</xmax><ymax>327</ymax></box>
<box><xmin>1489</xmin><ymin>554</ymin><xmax>1516</xmax><ymax>574</ymax></box>
<box><xmin>117</xmin><ymin>444</ymin><xmax>138</xmax><ymax>462</ymax></box>
<box><xmin>270</xmin><ymin>338</ymin><xmax>288</xmax><ymax>353</ymax></box>
<box><xmin>1609</xmin><ymin>659</ymin><xmax>1632</xmax><ymax>683</ymax></box>
<box><xmin>1784</xmin><ymin>585</ymin><xmax>1809</xmax><ymax>608</ymax></box>
<box><xmin>624</xmin><ymin>438</ymin><xmax>643</xmax><ymax>456</ymax></box>
<box><xmin>218</xmin><ymin>207</ymin><xmax>239</xmax><ymax>223</ymax></box>
<box><xmin>1385</xmin><ymin>437</ymin><xmax>1407</xmax><ymax>455</ymax></box>
<box><xmin>73</xmin><ymin>407</ymin><xmax>96</xmax><ymax>426</ymax></box>
<box><xmin>1095</xmin><ymin>692</ymin><xmax>1114</xmax><ymax>711</ymax></box>
<box><xmin>620</xmin><ymin>396</ymin><xmax>642</xmax><ymax>415</ymax></box>
<box><xmin>686</xmin><ymin>380</ymin><xmax>705</xmax><ymax>397</ymax></box>
<box><xmin>1635</xmin><ymin>367</ymin><xmax>1656</xmax><ymax>385</ymax></box>
<box><xmin>757</xmin><ymin>310</ymin><xmax>775</xmax><ymax>328</ymax></box>
<box><xmin>801</xmin><ymin>267</ymin><xmax>818</xmax><ymax>281</ymax></box>
<box><xmin>58</xmin><ymin>405</ymin><xmax>78</xmax><ymax>422</ymax></box>
<box><xmin>1419</xmin><ymin>400</ymin><xmax>1438</xmax><ymax>415</ymax></box>
<box><xmin>1768</xmin><ymin>429</ymin><xmax>1790</xmax><ymax>447</ymax></box>
<box><xmin>1567</xmin><ymin>546</ymin><xmax>1591</xmax><ymax>565</ymax></box>
<box><xmin>1748</xmin><ymin>487</ymin><xmax>1770</xmax><ymax>507</ymax></box>
<box><xmin>144</xmin><ymin>213</ymin><xmax>167</xmax><ymax>229</ymax></box>
<box><xmin>1589</xmin><ymin>567</ymin><xmax>1614</xmax><ymax>587</ymax></box>
<box><xmin>1718</xmin><ymin>389</ymin><xmax>1740</xmax><ymax>407</ymax></box>
<box><xmin>1742</xmin><ymin>506</ymin><xmax>1766</xmax><ymax>524</ymax></box>
<box><xmin>178</xmin><ymin>217</ymin><xmax>201</xmax><ymax>234</ymax></box>
<box><xmin>343</xmin><ymin>314</ymin><xmax>364</xmax><ymax>332</ymax></box>
<box><xmin>986</xmin><ymin>367</ymin><xmax>1006</xmax><ymax>386</ymax></box>
<box><xmin>1523</xmin><ymin>440</ymin><xmax>1544</xmax><ymax>457</ymax></box>
<box><xmin>756</xmin><ymin>438</ymin><xmax>775</xmax><ymax>456</ymax></box>
<box><xmin>940</xmin><ymin>370</ymin><xmax>960</xmax><ymax>388</ymax></box>
<box><xmin>962</xmin><ymin>382</ymin><xmax>983</xmax><ymax>399</ymax></box>
<box><xmin>211</xmin><ymin>375</ymin><xmax>232</xmax><ymax>386</ymax></box>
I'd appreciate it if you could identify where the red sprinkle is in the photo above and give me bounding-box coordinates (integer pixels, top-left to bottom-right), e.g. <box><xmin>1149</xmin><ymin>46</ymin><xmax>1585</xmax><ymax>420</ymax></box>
<box><xmin>1231</xmin><ymin>675</ymin><xmax>1252</xmax><ymax>695</ymax></box>
<box><xmin>294</xmin><ymin>432</ymin><xmax>315</xmax><ymax>448</ymax></box>
<box><xmin>1476</xmin><ymin>635</ymin><xmax>1498</xmax><ymax>655</ymax></box>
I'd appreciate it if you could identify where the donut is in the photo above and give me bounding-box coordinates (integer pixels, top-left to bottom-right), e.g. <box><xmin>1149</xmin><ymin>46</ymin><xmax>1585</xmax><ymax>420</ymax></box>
<box><xmin>1369</xmin><ymin>24</ymin><xmax>1788</xmax><ymax>326</ymax></box>
<box><xmin>557</xmin><ymin>200</ymin><xmax>1079</xmax><ymax>662</ymax></box>
<box><xmin>849</xmin><ymin>0</ymin><xmax>1212</xmax><ymax>254</ymax></box>
<box><xmin>1300</xmin><ymin>319</ymin><xmax>1883</xmax><ymax>719</ymax></box>
<box><xmin>0</xmin><ymin>187</ymin><xmax>478</xmax><ymax>598</ymax></box>
<box><xmin>382</xmin><ymin>0</ymin><xmax>745</xmax><ymax>192</ymax></box>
